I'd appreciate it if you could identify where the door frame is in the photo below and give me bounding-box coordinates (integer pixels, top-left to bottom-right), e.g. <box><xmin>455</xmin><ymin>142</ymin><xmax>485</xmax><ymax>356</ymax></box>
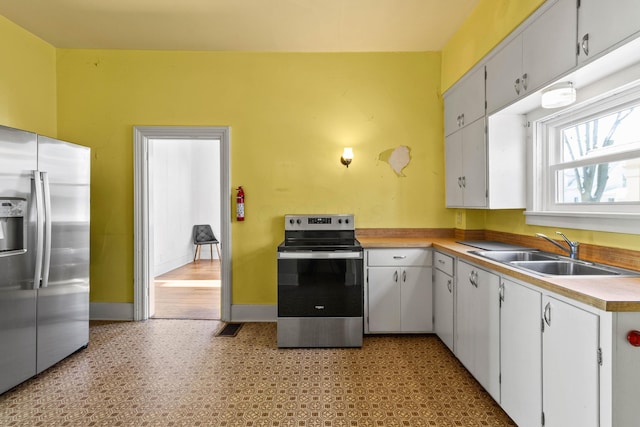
<box><xmin>133</xmin><ymin>126</ymin><xmax>231</xmax><ymax>321</ymax></box>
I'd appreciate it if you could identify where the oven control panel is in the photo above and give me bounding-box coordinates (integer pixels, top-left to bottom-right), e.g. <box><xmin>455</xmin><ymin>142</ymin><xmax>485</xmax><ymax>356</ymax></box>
<box><xmin>284</xmin><ymin>214</ymin><xmax>355</xmax><ymax>231</ymax></box>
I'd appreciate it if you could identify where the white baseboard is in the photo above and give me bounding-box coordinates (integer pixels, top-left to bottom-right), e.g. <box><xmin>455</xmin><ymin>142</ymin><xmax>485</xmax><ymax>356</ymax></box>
<box><xmin>90</xmin><ymin>302</ymin><xmax>134</xmax><ymax>321</ymax></box>
<box><xmin>231</xmin><ymin>304</ymin><xmax>276</xmax><ymax>322</ymax></box>
<box><xmin>90</xmin><ymin>302</ymin><xmax>274</xmax><ymax>322</ymax></box>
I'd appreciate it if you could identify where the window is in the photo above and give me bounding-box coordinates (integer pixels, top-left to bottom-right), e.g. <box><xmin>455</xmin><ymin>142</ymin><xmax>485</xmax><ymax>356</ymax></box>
<box><xmin>527</xmin><ymin>85</ymin><xmax>640</xmax><ymax>234</ymax></box>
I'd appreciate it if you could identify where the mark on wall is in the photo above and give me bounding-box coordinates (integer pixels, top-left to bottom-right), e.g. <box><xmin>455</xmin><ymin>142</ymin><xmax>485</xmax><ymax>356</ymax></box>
<box><xmin>378</xmin><ymin>146</ymin><xmax>411</xmax><ymax>177</ymax></box>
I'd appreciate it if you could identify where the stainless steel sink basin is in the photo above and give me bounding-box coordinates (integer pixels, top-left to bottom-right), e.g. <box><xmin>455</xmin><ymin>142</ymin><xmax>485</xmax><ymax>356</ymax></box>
<box><xmin>471</xmin><ymin>250</ymin><xmax>558</xmax><ymax>263</ymax></box>
<box><xmin>510</xmin><ymin>260</ymin><xmax>630</xmax><ymax>276</ymax></box>
<box><xmin>471</xmin><ymin>250</ymin><xmax>640</xmax><ymax>277</ymax></box>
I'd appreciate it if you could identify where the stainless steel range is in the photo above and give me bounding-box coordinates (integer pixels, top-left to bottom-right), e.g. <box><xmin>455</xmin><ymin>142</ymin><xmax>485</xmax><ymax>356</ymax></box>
<box><xmin>277</xmin><ymin>214</ymin><xmax>363</xmax><ymax>348</ymax></box>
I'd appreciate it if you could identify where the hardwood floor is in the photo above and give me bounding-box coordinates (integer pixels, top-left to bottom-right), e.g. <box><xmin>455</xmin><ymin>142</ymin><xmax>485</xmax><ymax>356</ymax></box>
<box><xmin>153</xmin><ymin>259</ymin><xmax>221</xmax><ymax>319</ymax></box>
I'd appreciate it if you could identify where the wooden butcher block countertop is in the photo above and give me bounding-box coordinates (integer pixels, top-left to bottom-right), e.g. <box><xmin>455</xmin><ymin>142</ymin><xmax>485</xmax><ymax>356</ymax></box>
<box><xmin>359</xmin><ymin>236</ymin><xmax>640</xmax><ymax>312</ymax></box>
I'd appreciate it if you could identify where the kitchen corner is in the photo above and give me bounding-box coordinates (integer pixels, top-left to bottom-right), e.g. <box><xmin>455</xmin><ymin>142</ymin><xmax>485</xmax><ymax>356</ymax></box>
<box><xmin>360</xmin><ymin>227</ymin><xmax>640</xmax><ymax>427</ymax></box>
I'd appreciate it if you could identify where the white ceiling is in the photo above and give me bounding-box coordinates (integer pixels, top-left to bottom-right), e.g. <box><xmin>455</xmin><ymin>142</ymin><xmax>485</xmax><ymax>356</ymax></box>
<box><xmin>0</xmin><ymin>0</ymin><xmax>479</xmax><ymax>52</ymax></box>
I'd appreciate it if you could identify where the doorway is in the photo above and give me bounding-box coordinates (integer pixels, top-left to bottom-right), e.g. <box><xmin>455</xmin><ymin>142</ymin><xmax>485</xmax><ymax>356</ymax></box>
<box><xmin>149</xmin><ymin>138</ymin><xmax>221</xmax><ymax>319</ymax></box>
<box><xmin>133</xmin><ymin>127</ymin><xmax>231</xmax><ymax>322</ymax></box>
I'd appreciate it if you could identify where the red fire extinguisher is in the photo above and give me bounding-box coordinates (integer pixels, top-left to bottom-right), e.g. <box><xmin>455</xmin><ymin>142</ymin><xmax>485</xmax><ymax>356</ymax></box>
<box><xmin>236</xmin><ymin>186</ymin><xmax>245</xmax><ymax>221</ymax></box>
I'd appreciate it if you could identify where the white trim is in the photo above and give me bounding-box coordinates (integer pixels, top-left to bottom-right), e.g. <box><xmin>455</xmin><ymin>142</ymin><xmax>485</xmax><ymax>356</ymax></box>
<box><xmin>133</xmin><ymin>126</ymin><xmax>232</xmax><ymax>321</ymax></box>
<box><xmin>230</xmin><ymin>304</ymin><xmax>277</xmax><ymax>322</ymax></box>
<box><xmin>524</xmin><ymin>211</ymin><xmax>640</xmax><ymax>234</ymax></box>
<box><xmin>90</xmin><ymin>302</ymin><xmax>134</xmax><ymax>321</ymax></box>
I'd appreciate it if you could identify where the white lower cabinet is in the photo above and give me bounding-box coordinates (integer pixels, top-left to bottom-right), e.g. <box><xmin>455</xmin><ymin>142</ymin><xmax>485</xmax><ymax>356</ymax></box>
<box><xmin>433</xmin><ymin>251</ymin><xmax>455</xmax><ymax>351</ymax></box>
<box><xmin>542</xmin><ymin>295</ymin><xmax>599</xmax><ymax>427</ymax></box>
<box><xmin>365</xmin><ymin>248</ymin><xmax>432</xmax><ymax>333</ymax></box>
<box><xmin>499</xmin><ymin>278</ymin><xmax>542</xmax><ymax>427</ymax></box>
<box><xmin>455</xmin><ymin>260</ymin><xmax>500</xmax><ymax>401</ymax></box>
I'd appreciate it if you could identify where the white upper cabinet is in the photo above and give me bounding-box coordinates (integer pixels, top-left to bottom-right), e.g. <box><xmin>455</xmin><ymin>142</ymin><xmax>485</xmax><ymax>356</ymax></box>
<box><xmin>444</xmin><ymin>66</ymin><xmax>485</xmax><ymax>137</ymax></box>
<box><xmin>577</xmin><ymin>0</ymin><xmax>640</xmax><ymax>65</ymax></box>
<box><xmin>486</xmin><ymin>0</ymin><xmax>577</xmax><ymax>113</ymax></box>
<box><xmin>445</xmin><ymin>118</ymin><xmax>487</xmax><ymax>208</ymax></box>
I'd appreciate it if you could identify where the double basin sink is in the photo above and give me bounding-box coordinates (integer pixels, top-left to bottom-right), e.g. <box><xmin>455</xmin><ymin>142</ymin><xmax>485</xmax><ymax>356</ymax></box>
<box><xmin>471</xmin><ymin>250</ymin><xmax>640</xmax><ymax>277</ymax></box>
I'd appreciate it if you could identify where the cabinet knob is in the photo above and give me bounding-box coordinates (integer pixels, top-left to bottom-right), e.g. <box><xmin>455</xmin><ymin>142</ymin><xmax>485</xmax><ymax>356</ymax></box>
<box><xmin>627</xmin><ymin>330</ymin><xmax>640</xmax><ymax>347</ymax></box>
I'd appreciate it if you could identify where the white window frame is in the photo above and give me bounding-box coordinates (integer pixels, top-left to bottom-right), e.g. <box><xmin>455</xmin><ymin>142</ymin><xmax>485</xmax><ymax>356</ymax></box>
<box><xmin>526</xmin><ymin>81</ymin><xmax>640</xmax><ymax>234</ymax></box>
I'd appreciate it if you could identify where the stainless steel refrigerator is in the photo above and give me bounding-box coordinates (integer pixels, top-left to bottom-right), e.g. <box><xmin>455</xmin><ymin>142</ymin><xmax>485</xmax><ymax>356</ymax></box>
<box><xmin>0</xmin><ymin>125</ymin><xmax>90</xmax><ymax>394</ymax></box>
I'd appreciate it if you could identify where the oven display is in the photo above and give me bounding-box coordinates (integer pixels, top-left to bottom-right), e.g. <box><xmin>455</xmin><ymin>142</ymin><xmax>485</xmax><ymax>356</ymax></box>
<box><xmin>308</xmin><ymin>217</ymin><xmax>331</xmax><ymax>225</ymax></box>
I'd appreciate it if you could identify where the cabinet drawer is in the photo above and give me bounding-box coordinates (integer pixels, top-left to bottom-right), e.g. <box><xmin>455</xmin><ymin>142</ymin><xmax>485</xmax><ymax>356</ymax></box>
<box><xmin>367</xmin><ymin>248</ymin><xmax>431</xmax><ymax>267</ymax></box>
<box><xmin>434</xmin><ymin>252</ymin><xmax>454</xmax><ymax>275</ymax></box>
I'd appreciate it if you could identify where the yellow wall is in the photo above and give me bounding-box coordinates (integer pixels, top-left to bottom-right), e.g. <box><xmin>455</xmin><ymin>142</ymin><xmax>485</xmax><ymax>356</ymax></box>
<box><xmin>442</xmin><ymin>0</ymin><xmax>640</xmax><ymax>251</ymax></box>
<box><xmin>0</xmin><ymin>16</ymin><xmax>57</xmax><ymax>135</ymax></box>
<box><xmin>441</xmin><ymin>0</ymin><xmax>545</xmax><ymax>91</ymax></box>
<box><xmin>56</xmin><ymin>50</ymin><xmax>448</xmax><ymax>304</ymax></box>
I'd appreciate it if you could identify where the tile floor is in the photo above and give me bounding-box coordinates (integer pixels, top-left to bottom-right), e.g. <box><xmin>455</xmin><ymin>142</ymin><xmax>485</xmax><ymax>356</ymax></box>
<box><xmin>0</xmin><ymin>320</ymin><xmax>516</xmax><ymax>426</ymax></box>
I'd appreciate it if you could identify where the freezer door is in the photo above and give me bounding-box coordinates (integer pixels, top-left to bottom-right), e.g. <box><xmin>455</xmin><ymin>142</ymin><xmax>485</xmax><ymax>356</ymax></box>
<box><xmin>36</xmin><ymin>136</ymin><xmax>90</xmax><ymax>373</ymax></box>
<box><xmin>0</xmin><ymin>126</ymin><xmax>38</xmax><ymax>394</ymax></box>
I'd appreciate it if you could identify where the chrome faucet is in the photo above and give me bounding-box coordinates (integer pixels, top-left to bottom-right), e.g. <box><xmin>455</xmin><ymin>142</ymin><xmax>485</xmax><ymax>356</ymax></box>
<box><xmin>536</xmin><ymin>232</ymin><xmax>580</xmax><ymax>259</ymax></box>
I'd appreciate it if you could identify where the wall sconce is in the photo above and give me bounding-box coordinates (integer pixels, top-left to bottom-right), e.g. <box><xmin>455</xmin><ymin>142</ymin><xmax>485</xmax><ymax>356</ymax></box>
<box><xmin>541</xmin><ymin>81</ymin><xmax>576</xmax><ymax>109</ymax></box>
<box><xmin>340</xmin><ymin>147</ymin><xmax>353</xmax><ymax>168</ymax></box>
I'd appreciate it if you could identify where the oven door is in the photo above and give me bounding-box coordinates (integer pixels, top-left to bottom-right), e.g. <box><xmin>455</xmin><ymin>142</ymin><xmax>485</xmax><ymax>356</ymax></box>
<box><xmin>277</xmin><ymin>250</ymin><xmax>363</xmax><ymax>317</ymax></box>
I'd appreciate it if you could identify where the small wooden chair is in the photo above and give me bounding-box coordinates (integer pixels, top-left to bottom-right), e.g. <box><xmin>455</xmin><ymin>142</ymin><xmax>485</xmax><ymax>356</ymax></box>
<box><xmin>192</xmin><ymin>224</ymin><xmax>221</xmax><ymax>261</ymax></box>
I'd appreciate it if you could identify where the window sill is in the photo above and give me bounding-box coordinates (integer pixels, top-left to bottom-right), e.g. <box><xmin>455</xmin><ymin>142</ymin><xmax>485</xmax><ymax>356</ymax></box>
<box><xmin>524</xmin><ymin>211</ymin><xmax>640</xmax><ymax>235</ymax></box>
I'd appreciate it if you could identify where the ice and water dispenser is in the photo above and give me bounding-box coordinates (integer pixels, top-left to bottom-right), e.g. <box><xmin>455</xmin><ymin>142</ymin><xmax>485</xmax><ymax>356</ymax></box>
<box><xmin>0</xmin><ymin>198</ymin><xmax>26</xmax><ymax>255</ymax></box>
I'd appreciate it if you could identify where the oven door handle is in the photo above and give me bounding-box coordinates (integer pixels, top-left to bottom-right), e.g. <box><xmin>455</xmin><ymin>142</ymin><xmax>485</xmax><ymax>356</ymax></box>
<box><xmin>278</xmin><ymin>251</ymin><xmax>363</xmax><ymax>260</ymax></box>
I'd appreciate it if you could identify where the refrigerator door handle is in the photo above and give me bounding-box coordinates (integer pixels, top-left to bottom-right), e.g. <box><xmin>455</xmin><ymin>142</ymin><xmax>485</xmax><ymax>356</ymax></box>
<box><xmin>32</xmin><ymin>170</ymin><xmax>44</xmax><ymax>290</ymax></box>
<box><xmin>41</xmin><ymin>171</ymin><xmax>52</xmax><ymax>288</ymax></box>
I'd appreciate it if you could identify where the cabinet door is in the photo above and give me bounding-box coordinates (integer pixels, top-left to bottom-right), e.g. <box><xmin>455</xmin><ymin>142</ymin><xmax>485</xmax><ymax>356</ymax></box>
<box><xmin>486</xmin><ymin>35</ymin><xmax>523</xmax><ymax>113</ymax></box>
<box><xmin>400</xmin><ymin>267</ymin><xmax>432</xmax><ymax>332</ymax></box>
<box><xmin>460</xmin><ymin>118</ymin><xmax>487</xmax><ymax>208</ymax></box>
<box><xmin>444</xmin><ymin>67</ymin><xmax>486</xmax><ymax>136</ymax></box>
<box><xmin>500</xmin><ymin>279</ymin><xmax>542</xmax><ymax>427</ymax></box>
<box><xmin>523</xmin><ymin>0</ymin><xmax>577</xmax><ymax>92</ymax></box>
<box><xmin>542</xmin><ymin>296</ymin><xmax>599</xmax><ymax>427</ymax></box>
<box><xmin>473</xmin><ymin>267</ymin><xmax>500</xmax><ymax>401</ymax></box>
<box><xmin>433</xmin><ymin>268</ymin><xmax>454</xmax><ymax>351</ymax></box>
<box><xmin>578</xmin><ymin>0</ymin><xmax>640</xmax><ymax>64</ymax></box>
<box><xmin>367</xmin><ymin>267</ymin><xmax>401</xmax><ymax>332</ymax></box>
<box><xmin>445</xmin><ymin>131</ymin><xmax>464</xmax><ymax>207</ymax></box>
<box><xmin>456</xmin><ymin>259</ymin><xmax>500</xmax><ymax>400</ymax></box>
<box><xmin>455</xmin><ymin>261</ymin><xmax>476</xmax><ymax>372</ymax></box>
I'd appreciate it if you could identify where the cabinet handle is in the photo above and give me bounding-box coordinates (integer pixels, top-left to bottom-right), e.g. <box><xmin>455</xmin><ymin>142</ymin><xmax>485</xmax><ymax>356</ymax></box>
<box><xmin>514</xmin><ymin>78</ymin><xmax>521</xmax><ymax>95</ymax></box>
<box><xmin>447</xmin><ymin>279</ymin><xmax>452</xmax><ymax>293</ymax></box>
<box><xmin>522</xmin><ymin>73</ymin><xmax>528</xmax><ymax>91</ymax></box>
<box><xmin>461</xmin><ymin>176</ymin><xmax>466</xmax><ymax>188</ymax></box>
<box><xmin>393</xmin><ymin>255</ymin><xmax>406</xmax><ymax>259</ymax></box>
<box><xmin>457</xmin><ymin>114</ymin><xmax>461</xmax><ymax>127</ymax></box>
<box><xmin>543</xmin><ymin>302</ymin><xmax>551</xmax><ymax>327</ymax></box>
<box><xmin>394</xmin><ymin>271</ymin><xmax>399</xmax><ymax>283</ymax></box>
<box><xmin>460</xmin><ymin>113</ymin><xmax>465</xmax><ymax>126</ymax></box>
<box><xmin>581</xmin><ymin>33</ymin><xmax>590</xmax><ymax>56</ymax></box>
<box><xmin>402</xmin><ymin>270</ymin><xmax>407</xmax><ymax>282</ymax></box>
<box><xmin>469</xmin><ymin>270</ymin><xmax>478</xmax><ymax>287</ymax></box>
<box><xmin>438</xmin><ymin>259</ymin><xmax>445</xmax><ymax>265</ymax></box>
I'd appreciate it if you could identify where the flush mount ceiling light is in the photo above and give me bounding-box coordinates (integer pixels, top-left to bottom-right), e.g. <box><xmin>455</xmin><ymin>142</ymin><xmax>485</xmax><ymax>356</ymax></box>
<box><xmin>541</xmin><ymin>81</ymin><xmax>577</xmax><ymax>109</ymax></box>
<box><xmin>341</xmin><ymin>147</ymin><xmax>353</xmax><ymax>168</ymax></box>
